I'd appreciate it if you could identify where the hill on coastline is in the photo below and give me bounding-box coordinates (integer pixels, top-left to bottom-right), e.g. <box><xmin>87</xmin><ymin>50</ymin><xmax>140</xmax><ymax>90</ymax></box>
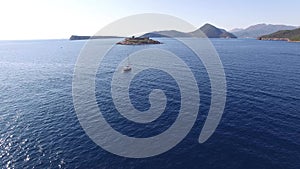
<box><xmin>141</xmin><ymin>23</ymin><xmax>236</xmax><ymax>38</ymax></box>
<box><xmin>258</xmin><ymin>28</ymin><xmax>300</xmax><ymax>42</ymax></box>
<box><xmin>141</xmin><ymin>30</ymin><xmax>193</xmax><ymax>38</ymax></box>
<box><xmin>191</xmin><ymin>23</ymin><xmax>236</xmax><ymax>38</ymax></box>
<box><xmin>231</xmin><ymin>24</ymin><xmax>297</xmax><ymax>38</ymax></box>
<box><xmin>70</xmin><ymin>23</ymin><xmax>236</xmax><ymax>40</ymax></box>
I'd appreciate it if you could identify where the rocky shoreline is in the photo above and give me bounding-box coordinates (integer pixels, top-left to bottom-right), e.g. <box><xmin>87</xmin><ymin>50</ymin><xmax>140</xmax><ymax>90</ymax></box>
<box><xmin>257</xmin><ymin>28</ymin><xmax>300</xmax><ymax>42</ymax></box>
<box><xmin>258</xmin><ymin>37</ymin><xmax>300</xmax><ymax>42</ymax></box>
<box><xmin>258</xmin><ymin>37</ymin><xmax>290</xmax><ymax>41</ymax></box>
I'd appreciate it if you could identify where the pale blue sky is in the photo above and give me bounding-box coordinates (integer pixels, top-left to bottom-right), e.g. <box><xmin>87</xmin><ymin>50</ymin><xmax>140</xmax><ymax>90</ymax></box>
<box><xmin>0</xmin><ymin>0</ymin><xmax>299</xmax><ymax>40</ymax></box>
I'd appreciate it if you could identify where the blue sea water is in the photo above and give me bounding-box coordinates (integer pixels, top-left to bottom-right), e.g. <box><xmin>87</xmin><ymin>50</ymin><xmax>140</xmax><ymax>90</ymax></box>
<box><xmin>0</xmin><ymin>38</ymin><xmax>299</xmax><ymax>169</ymax></box>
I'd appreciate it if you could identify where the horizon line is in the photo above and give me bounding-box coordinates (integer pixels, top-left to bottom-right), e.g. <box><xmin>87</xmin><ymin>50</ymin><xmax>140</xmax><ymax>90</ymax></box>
<box><xmin>0</xmin><ymin>22</ymin><xmax>299</xmax><ymax>41</ymax></box>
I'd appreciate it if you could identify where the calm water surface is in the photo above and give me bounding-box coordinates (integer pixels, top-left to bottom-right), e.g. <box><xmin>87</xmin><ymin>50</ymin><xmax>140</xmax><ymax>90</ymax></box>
<box><xmin>0</xmin><ymin>38</ymin><xmax>299</xmax><ymax>169</ymax></box>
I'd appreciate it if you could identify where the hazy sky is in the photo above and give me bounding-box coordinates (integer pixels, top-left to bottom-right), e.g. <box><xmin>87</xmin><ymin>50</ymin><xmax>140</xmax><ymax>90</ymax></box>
<box><xmin>0</xmin><ymin>0</ymin><xmax>299</xmax><ymax>40</ymax></box>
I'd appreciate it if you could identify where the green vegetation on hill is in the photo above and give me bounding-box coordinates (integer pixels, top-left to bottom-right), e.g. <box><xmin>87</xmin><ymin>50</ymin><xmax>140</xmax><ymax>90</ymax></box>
<box><xmin>259</xmin><ymin>28</ymin><xmax>300</xmax><ymax>41</ymax></box>
<box><xmin>287</xmin><ymin>35</ymin><xmax>300</xmax><ymax>41</ymax></box>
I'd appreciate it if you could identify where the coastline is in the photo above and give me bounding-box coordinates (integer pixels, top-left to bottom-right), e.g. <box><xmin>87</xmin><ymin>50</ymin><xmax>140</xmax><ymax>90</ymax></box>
<box><xmin>258</xmin><ymin>37</ymin><xmax>300</xmax><ymax>43</ymax></box>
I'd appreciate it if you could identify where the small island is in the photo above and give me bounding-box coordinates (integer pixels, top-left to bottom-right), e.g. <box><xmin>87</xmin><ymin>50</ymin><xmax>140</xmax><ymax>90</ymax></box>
<box><xmin>116</xmin><ymin>36</ymin><xmax>161</xmax><ymax>45</ymax></box>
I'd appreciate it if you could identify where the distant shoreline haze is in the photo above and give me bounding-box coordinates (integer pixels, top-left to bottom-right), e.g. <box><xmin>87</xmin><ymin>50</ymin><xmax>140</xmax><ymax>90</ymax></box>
<box><xmin>69</xmin><ymin>23</ymin><xmax>299</xmax><ymax>41</ymax></box>
<box><xmin>70</xmin><ymin>23</ymin><xmax>236</xmax><ymax>40</ymax></box>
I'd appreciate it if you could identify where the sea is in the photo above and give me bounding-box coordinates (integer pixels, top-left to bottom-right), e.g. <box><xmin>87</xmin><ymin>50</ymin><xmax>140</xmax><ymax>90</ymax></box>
<box><xmin>0</xmin><ymin>38</ymin><xmax>299</xmax><ymax>169</ymax></box>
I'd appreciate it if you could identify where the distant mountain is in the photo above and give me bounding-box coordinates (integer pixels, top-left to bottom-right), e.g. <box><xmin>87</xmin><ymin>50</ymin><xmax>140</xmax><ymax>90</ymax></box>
<box><xmin>141</xmin><ymin>30</ymin><xmax>192</xmax><ymax>38</ymax></box>
<box><xmin>258</xmin><ymin>28</ymin><xmax>300</xmax><ymax>42</ymax></box>
<box><xmin>140</xmin><ymin>23</ymin><xmax>236</xmax><ymax>38</ymax></box>
<box><xmin>231</xmin><ymin>24</ymin><xmax>298</xmax><ymax>38</ymax></box>
<box><xmin>230</xmin><ymin>28</ymin><xmax>244</xmax><ymax>33</ymax></box>
<box><xmin>191</xmin><ymin>23</ymin><xmax>237</xmax><ymax>38</ymax></box>
<box><xmin>69</xmin><ymin>35</ymin><xmax>122</xmax><ymax>40</ymax></box>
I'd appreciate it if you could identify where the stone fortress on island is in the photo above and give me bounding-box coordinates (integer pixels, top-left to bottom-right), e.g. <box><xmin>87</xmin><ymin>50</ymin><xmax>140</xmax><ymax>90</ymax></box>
<box><xmin>116</xmin><ymin>36</ymin><xmax>161</xmax><ymax>45</ymax></box>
